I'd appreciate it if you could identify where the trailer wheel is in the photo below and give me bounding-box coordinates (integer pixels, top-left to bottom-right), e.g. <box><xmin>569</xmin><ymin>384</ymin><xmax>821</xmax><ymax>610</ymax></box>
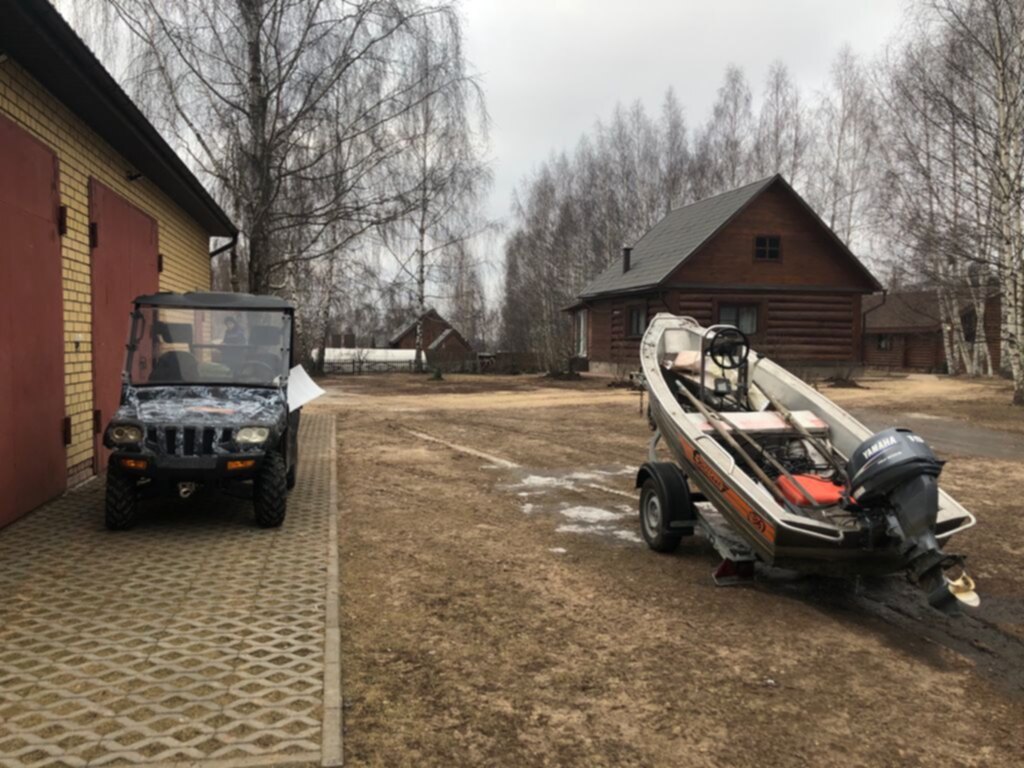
<box><xmin>639</xmin><ymin>477</ymin><xmax>683</xmax><ymax>553</ymax></box>
<box><xmin>254</xmin><ymin>452</ymin><xmax>288</xmax><ymax>527</ymax></box>
<box><xmin>105</xmin><ymin>468</ymin><xmax>138</xmax><ymax>530</ymax></box>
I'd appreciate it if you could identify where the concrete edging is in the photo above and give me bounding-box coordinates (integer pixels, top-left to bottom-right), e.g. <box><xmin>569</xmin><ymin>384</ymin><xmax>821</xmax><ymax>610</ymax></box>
<box><xmin>322</xmin><ymin>414</ymin><xmax>344</xmax><ymax>767</ymax></box>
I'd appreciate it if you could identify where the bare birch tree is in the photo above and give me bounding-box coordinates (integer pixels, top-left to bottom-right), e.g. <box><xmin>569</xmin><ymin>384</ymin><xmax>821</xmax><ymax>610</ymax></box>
<box><xmin>807</xmin><ymin>46</ymin><xmax>881</xmax><ymax>251</ymax></box>
<box><xmin>380</xmin><ymin>10</ymin><xmax>490</xmax><ymax>371</ymax></box>
<box><xmin>752</xmin><ymin>61</ymin><xmax>809</xmax><ymax>187</ymax></box>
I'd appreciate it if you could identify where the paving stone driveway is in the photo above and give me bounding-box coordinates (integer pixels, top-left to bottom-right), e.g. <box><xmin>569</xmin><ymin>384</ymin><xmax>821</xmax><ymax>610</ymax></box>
<box><xmin>0</xmin><ymin>414</ymin><xmax>340</xmax><ymax>768</ymax></box>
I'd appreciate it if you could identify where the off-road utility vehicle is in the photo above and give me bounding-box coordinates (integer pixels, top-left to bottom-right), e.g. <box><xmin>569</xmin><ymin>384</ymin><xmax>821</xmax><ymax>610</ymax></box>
<box><xmin>102</xmin><ymin>292</ymin><xmax>300</xmax><ymax>529</ymax></box>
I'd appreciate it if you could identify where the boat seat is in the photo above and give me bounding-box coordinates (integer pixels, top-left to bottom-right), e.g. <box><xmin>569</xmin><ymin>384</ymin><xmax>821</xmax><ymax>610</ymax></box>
<box><xmin>664</xmin><ymin>350</ymin><xmax>702</xmax><ymax>372</ymax></box>
<box><xmin>683</xmin><ymin>410</ymin><xmax>829</xmax><ymax>437</ymax></box>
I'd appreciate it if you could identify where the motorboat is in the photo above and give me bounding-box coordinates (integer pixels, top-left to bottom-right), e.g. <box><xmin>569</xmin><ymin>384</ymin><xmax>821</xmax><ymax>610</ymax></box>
<box><xmin>636</xmin><ymin>313</ymin><xmax>979</xmax><ymax>612</ymax></box>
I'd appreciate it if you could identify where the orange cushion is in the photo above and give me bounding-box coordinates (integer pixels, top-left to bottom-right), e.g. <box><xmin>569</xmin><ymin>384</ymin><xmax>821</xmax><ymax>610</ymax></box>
<box><xmin>776</xmin><ymin>474</ymin><xmax>845</xmax><ymax>507</ymax></box>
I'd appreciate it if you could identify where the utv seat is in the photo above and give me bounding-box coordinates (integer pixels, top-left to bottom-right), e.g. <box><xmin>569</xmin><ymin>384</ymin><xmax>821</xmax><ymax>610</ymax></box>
<box><xmin>150</xmin><ymin>351</ymin><xmax>200</xmax><ymax>383</ymax></box>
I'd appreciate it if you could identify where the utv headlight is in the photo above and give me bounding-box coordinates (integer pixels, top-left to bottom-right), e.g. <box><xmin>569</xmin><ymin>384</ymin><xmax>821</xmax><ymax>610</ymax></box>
<box><xmin>237</xmin><ymin>426</ymin><xmax>270</xmax><ymax>445</ymax></box>
<box><xmin>110</xmin><ymin>424</ymin><xmax>143</xmax><ymax>444</ymax></box>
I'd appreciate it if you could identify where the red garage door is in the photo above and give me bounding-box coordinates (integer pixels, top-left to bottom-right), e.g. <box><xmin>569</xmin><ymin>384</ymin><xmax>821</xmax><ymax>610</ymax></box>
<box><xmin>90</xmin><ymin>180</ymin><xmax>159</xmax><ymax>472</ymax></box>
<box><xmin>0</xmin><ymin>114</ymin><xmax>66</xmax><ymax>528</ymax></box>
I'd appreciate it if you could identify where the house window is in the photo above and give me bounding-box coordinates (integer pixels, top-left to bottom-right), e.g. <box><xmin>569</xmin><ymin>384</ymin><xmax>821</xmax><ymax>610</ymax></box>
<box><xmin>877</xmin><ymin>335</ymin><xmax>893</xmax><ymax>351</ymax></box>
<box><xmin>628</xmin><ymin>307</ymin><xmax>647</xmax><ymax>338</ymax></box>
<box><xmin>719</xmin><ymin>303</ymin><xmax>758</xmax><ymax>335</ymax></box>
<box><xmin>754</xmin><ymin>235</ymin><xmax>781</xmax><ymax>261</ymax></box>
<box><xmin>575</xmin><ymin>310</ymin><xmax>588</xmax><ymax>357</ymax></box>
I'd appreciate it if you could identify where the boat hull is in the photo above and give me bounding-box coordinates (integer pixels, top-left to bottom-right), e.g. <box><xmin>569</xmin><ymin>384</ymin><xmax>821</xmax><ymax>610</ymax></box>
<box><xmin>641</xmin><ymin>313</ymin><xmax>976</xmax><ymax>576</ymax></box>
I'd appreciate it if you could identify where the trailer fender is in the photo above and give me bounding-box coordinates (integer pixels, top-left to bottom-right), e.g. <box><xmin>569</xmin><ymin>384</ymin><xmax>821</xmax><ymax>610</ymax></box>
<box><xmin>636</xmin><ymin>462</ymin><xmax>696</xmax><ymax>533</ymax></box>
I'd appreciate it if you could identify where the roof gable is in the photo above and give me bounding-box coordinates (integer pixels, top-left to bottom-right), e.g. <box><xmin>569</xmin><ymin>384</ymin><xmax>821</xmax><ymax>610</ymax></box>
<box><xmin>578</xmin><ymin>175</ymin><xmax>880</xmax><ymax>298</ymax></box>
<box><xmin>388</xmin><ymin>308</ymin><xmax>445</xmax><ymax>347</ymax></box>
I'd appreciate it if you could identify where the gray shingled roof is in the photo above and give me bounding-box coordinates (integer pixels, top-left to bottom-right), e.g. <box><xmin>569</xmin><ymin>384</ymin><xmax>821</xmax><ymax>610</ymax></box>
<box><xmin>863</xmin><ymin>292</ymin><xmax>941</xmax><ymax>332</ymax></box>
<box><xmin>578</xmin><ymin>176</ymin><xmax>777</xmax><ymax>298</ymax></box>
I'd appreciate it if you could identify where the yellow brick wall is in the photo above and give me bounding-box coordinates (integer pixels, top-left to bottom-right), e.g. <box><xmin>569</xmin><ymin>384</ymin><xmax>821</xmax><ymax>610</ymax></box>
<box><xmin>0</xmin><ymin>58</ymin><xmax>215</xmax><ymax>482</ymax></box>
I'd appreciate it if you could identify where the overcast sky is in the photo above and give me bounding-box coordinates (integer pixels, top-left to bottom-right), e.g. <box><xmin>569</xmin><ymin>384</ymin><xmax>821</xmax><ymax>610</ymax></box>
<box><xmin>462</xmin><ymin>0</ymin><xmax>909</xmax><ymax>291</ymax></box>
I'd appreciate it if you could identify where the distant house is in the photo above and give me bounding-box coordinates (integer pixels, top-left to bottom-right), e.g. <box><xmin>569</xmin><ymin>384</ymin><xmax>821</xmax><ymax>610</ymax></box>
<box><xmin>0</xmin><ymin>0</ymin><xmax>235</xmax><ymax>527</ymax></box>
<box><xmin>566</xmin><ymin>175</ymin><xmax>881</xmax><ymax>375</ymax></box>
<box><xmin>862</xmin><ymin>290</ymin><xmax>1001</xmax><ymax>372</ymax></box>
<box><xmin>389</xmin><ymin>309</ymin><xmax>475</xmax><ymax>368</ymax></box>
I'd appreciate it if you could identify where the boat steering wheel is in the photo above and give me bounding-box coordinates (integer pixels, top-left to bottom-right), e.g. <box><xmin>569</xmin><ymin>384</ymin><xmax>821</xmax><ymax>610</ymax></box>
<box><xmin>707</xmin><ymin>327</ymin><xmax>750</xmax><ymax>370</ymax></box>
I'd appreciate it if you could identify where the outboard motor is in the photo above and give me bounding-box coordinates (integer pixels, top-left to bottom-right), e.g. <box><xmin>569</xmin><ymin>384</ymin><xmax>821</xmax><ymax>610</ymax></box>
<box><xmin>848</xmin><ymin>428</ymin><xmax>976</xmax><ymax>612</ymax></box>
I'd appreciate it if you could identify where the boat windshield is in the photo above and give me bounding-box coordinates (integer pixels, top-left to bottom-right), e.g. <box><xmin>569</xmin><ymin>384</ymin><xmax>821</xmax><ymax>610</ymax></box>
<box><xmin>126</xmin><ymin>306</ymin><xmax>291</xmax><ymax>387</ymax></box>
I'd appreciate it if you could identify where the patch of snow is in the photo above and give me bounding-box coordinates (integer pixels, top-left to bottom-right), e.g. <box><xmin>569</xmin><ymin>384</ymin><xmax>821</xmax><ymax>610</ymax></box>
<box><xmin>565</xmin><ymin>471</ymin><xmax>605</xmax><ymax>482</ymax></box>
<box><xmin>595</xmin><ymin>466</ymin><xmax>636</xmax><ymax>477</ymax></box>
<box><xmin>548</xmin><ymin>547</ymin><xmax>568</xmax><ymax>554</ymax></box>
<box><xmin>611</xmin><ymin>529</ymin><xmax>642</xmax><ymax>543</ymax></box>
<box><xmin>555</xmin><ymin>523</ymin><xmax>597</xmax><ymax>535</ymax></box>
<box><xmin>559</xmin><ymin>506</ymin><xmax>624</xmax><ymax>523</ymax></box>
<box><xmin>555</xmin><ymin>522</ymin><xmax>641</xmax><ymax>545</ymax></box>
<box><xmin>521</xmin><ymin>503</ymin><xmax>535</xmax><ymax>514</ymax></box>
<box><xmin>584</xmin><ymin>483</ymin><xmax>636</xmax><ymax>499</ymax></box>
<box><xmin>517</xmin><ymin>474</ymin><xmax>574</xmax><ymax>488</ymax></box>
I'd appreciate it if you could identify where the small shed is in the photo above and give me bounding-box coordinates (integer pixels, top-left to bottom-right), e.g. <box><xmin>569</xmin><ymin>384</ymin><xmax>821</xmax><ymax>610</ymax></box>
<box><xmin>567</xmin><ymin>175</ymin><xmax>881</xmax><ymax>375</ymax></box>
<box><xmin>389</xmin><ymin>309</ymin><xmax>476</xmax><ymax>369</ymax></box>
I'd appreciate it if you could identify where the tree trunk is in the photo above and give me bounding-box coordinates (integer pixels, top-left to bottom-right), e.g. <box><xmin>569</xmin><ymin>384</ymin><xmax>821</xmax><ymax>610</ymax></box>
<box><xmin>414</xmin><ymin>242</ymin><xmax>426</xmax><ymax>373</ymax></box>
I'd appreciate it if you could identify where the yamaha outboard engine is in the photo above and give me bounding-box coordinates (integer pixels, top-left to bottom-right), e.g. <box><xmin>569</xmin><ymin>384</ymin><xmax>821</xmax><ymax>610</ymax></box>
<box><xmin>848</xmin><ymin>428</ymin><xmax>976</xmax><ymax>612</ymax></box>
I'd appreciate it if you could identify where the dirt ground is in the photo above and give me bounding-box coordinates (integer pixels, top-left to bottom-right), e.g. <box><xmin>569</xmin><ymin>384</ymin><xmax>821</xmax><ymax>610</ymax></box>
<box><xmin>825</xmin><ymin>373</ymin><xmax>1024</xmax><ymax>435</ymax></box>
<box><xmin>311</xmin><ymin>373</ymin><xmax>1024</xmax><ymax>767</ymax></box>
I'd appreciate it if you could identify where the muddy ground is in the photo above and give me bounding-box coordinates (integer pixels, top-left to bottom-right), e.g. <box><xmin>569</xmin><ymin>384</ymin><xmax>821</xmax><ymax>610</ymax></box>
<box><xmin>825</xmin><ymin>372</ymin><xmax>1024</xmax><ymax>435</ymax></box>
<box><xmin>310</xmin><ymin>374</ymin><xmax>1024</xmax><ymax>767</ymax></box>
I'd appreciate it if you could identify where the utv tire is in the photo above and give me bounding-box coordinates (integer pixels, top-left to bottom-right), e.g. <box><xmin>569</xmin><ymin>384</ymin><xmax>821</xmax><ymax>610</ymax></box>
<box><xmin>105</xmin><ymin>468</ymin><xmax>138</xmax><ymax>530</ymax></box>
<box><xmin>639</xmin><ymin>477</ymin><xmax>683</xmax><ymax>553</ymax></box>
<box><xmin>254</xmin><ymin>452</ymin><xmax>288</xmax><ymax>527</ymax></box>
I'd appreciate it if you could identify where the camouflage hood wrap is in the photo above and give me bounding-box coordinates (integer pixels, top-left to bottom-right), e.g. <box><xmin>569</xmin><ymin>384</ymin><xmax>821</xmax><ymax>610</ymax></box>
<box><xmin>116</xmin><ymin>386</ymin><xmax>287</xmax><ymax>430</ymax></box>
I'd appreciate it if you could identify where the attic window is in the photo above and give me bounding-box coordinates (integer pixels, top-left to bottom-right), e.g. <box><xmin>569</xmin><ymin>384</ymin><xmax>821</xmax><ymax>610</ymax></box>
<box><xmin>754</xmin><ymin>235</ymin><xmax>781</xmax><ymax>261</ymax></box>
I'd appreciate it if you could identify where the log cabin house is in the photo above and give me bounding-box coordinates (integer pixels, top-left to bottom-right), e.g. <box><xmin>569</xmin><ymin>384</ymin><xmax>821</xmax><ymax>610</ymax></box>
<box><xmin>862</xmin><ymin>290</ymin><xmax>1001</xmax><ymax>372</ymax></box>
<box><xmin>567</xmin><ymin>175</ymin><xmax>881</xmax><ymax>375</ymax></box>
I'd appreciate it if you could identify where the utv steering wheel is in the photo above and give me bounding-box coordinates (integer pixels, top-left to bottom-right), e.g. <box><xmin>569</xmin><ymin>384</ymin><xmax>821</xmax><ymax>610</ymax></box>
<box><xmin>707</xmin><ymin>327</ymin><xmax>750</xmax><ymax>370</ymax></box>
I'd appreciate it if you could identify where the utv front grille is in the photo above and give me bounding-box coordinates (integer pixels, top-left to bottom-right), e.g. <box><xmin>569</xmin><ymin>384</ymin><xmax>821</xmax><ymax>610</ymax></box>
<box><xmin>148</xmin><ymin>426</ymin><xmax>234</xmax><ymax>456</ymax></box>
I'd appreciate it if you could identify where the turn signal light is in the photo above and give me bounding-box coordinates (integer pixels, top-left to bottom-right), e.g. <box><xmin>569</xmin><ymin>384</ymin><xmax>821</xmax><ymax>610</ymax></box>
<box><xmin>227</xmin><ymin>459</ymin><xmax>256</xmax><ymax>471</ymax></box>
<box><xmin>120</xmin><ymin>457</ymin><xmax>148</xmax><ymax>471</ymax></box>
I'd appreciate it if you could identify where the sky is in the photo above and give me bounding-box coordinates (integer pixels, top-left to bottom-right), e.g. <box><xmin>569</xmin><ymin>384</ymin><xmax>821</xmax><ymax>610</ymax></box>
<box><xmin>461</xmin><ymin>0</ymin><xmax>910</xmax><ymax>294</ymax></box>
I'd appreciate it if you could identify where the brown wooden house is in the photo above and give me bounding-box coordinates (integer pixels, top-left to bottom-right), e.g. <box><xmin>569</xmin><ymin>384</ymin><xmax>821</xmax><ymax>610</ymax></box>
<box><xmin>389</xmin><ymin>308</ymin><xmax>475</xmax><ymax>368</ymax></box>
<box><xmin>862</xmin><ymin>290</ymin><xmax>1001</xmax><ymax>371</ymax></box>
<box><xmin>567</xmin><ymin>175</ymin><xmax>882</xmax><ymax>374</ymax></box>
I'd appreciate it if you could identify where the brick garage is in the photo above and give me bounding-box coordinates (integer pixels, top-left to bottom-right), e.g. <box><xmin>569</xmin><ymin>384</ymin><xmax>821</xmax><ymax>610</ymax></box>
<box><xmin>0</xmin><ymin>0</ymin><xmax>235</xmax><ymax>526</ymax></box>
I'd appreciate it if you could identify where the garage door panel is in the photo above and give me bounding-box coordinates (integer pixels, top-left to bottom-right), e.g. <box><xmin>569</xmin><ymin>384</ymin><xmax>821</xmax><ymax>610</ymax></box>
<box><xmin>90</xmin><ymin>180</ymin><xmax>159</xmax><ymax>472</ymax></box>
<box><xmin>0</xmin><ymin>115</ymin><xmax>66</xmax><ymax>528</ymax></box>
<box><xmin>0</xmin><ymin>117</ymin><xmax>58</xmax><ymax>219</ymax></box>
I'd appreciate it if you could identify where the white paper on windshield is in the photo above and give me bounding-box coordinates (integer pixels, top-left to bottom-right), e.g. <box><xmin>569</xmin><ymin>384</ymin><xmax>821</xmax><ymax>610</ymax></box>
<box><xmin>287</xmin><ymin>365</ymin><xmax>325</xmax><ymax>412</ymax></box>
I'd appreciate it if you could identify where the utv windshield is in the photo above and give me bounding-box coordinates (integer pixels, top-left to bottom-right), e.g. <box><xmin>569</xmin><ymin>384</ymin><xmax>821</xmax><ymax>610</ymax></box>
<box><xmin>126</xmin><ymin>306</ymin><xmax>291</xmax><ymax>387</ymax></box>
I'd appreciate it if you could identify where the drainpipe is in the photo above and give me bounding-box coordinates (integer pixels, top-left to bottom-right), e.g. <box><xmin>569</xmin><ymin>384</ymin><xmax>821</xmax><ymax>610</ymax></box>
<box><xmin>861</xmin><ymin>289</ymin><xmax>888</xmax><ymax>363</ymax></box>
<box><xmin>208</xmin><ymin>233</ymin><xmax>239</xmax><ymax>291</ymax></box>
<box><xmin>209</xmin><ymin>234</ymin><xmax>238</xmax><ymax>260</ymax></box>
